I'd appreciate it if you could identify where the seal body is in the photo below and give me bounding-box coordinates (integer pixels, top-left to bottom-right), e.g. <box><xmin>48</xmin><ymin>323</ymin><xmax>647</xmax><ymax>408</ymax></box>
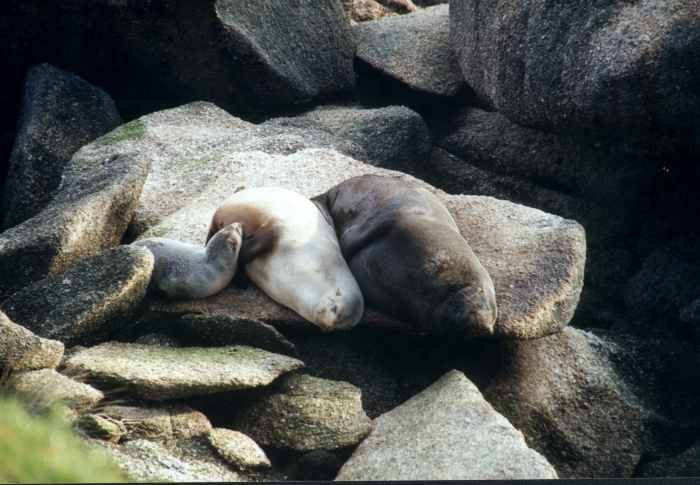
<box><xmin>312</xmin><ymin>175</ymin><xmax>497</xmax><ymax>336</ymax></box>
<box><xmin>132</xmin><ymin>223</ymin><xmax>243</xmax><ymax>299</ymax></box>
<box><xmin>207</xmin><ymin>187</ymin><xmax>364</xmax><ymax>332</ymax></box>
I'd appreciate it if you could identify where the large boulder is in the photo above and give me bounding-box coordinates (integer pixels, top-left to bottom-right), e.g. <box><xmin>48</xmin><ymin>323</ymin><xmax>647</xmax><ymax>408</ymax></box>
<box><xmin>481</xmin><ymin>327</ymin><xmax>700</xmax><ymax>478</ymax></box>
<box><xmin>337</xmin><ymin>370</ymin><xmax>557</xmax><ymax>480</ymax></box>
<box><xmin>1</xmin><ymin>246</ymin><xmax>154</xmax><ymax>347</ymax></box>
<box><xmin>1</xmin><ymin>64</ymin><xmax>122</xmax><ymax>230</ymax></box>
<box><xmin>0</xmin><ymin>0</ymin><xmax>355</xmax><ymax>118</ymax></box>
<box><xmin>234</xmin><ymin>373</ymin><xmax>372</xmax><ymax>451</ymax></box>
<box><xmin>0</xmin><ymin>310</ymin><xmax>64</xmax><ymax>373</ymax></box>
<box><xmin>62</xmin><ymin>342</ymin><xmax>305</xmax><ymax>401</ymax></box>
<box><xmin>450</xmin><ymin>0</ymin><xmax>700</xmax><ymax>153</ymax></box>
<box><xmin>354</xmin><ymin>5</ymin><xmax>467</xmax><ymax>98</ymax></box>
<box><xmin>0</xmin><ymin>153</ymin><xmax>150</xmax><ymax>301</ymax></box>
<box><xmin>6</xmin><ymin>369</ymin><xmax>104</xmax><ymax>411</ymax></box>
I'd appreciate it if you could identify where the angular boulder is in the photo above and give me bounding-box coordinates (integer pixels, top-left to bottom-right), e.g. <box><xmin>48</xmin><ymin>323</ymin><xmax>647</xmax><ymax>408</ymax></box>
<box><xmin>297</xmin><ymin>105</ymin><xmax>432</xmax><ymax>172</ymax></box>
<box><xmin>0</xmin><ymin>310</ymin><xmax>64</xmax><ymax>373</ymax></box>
<box><xmin>137</xmin><ymin>143</ymin><xmax>585</xmax><ymax>340</ymax></box>
<box><xmin>450</xmin><ymin>0</ymin><xmax>700</xmax><ymax>153</ymax></box>
<box><xmin>354</xmin><ymin>5</ymin><xmax>467</xmax><ymax>98</ymax></box>
<box><xmin>206</xmin><ymin>428</ymin><xmax>271</xmax><ymax>470</ymax></box>
<box><xmin>62</xmin><ymin>342</ymin><xmax>304</xmax><ymax>401</ymax></box>
<box><xmin>0</xmin><ymin>153</ymin><xmax>150</xmax><ymax>301</ymax></box>
<box><xmin>234</xmin><ymin>373</ymin><xmax>372</xmax><ymax>451</ymax></box>
<box><xmin>1</xmin><ymin>245</ymin><xmax>154</xmax><ymax>347</ymax></box>
<box><xmin>1</xmin><ymin>63</ymin><xmax>122</xmax><ymax>230</ymax></box>
<box><xmin>482</xmin><ymin>327</ymin><xmax>700</xmax><ymax>478</ymax></box>
<box><xmin>337</xmin><ymin>370</ymin><xmax>557</xmax><ymax>480</ymax></box>
<box><xmin>6</xmin><ymin>369</ymin><xmax>104</xmax><ymax>411</ymax></box>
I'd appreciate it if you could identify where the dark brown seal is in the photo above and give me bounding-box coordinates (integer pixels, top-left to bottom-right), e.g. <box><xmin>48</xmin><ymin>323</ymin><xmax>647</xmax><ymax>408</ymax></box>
<box><xmin>312</xmin><ymin>175</ymin><xmax>497</xmax><ymax>336</ymax></box>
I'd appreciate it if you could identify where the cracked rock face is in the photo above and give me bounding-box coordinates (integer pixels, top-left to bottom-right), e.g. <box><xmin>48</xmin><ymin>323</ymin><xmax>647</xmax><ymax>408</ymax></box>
<box><xmin>337</xmin><ymin>370</ymin><xmax>557</xmax><ymax>480</ymax></box>
<box><xmin>1</xmin><ymin>245</ymin><xmax>154</xmax><ymax>347</ymax></box>
<box><xmin>62</xmin><ymin>342</ymin><xmax>305</xmax><ymax>401</ymax></box>
<box><xmin>234</xmin><ymin>373</ymin><xmax>372</xmax><ymax>451</ymax></box>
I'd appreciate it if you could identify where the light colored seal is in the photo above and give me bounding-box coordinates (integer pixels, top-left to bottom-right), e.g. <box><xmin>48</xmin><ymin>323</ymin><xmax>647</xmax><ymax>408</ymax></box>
<box><xmin>207</xmin><ymin>187</ymin><xmax>364</xmax><ymax>332</ymax></box>
<box><xmin>312</xmin><ymin>174</ymin><xmax>497</xmax><ymax>336</ymax></box>
<box><xmin>132</xmin><ymin>223</ymin><xmax>243</xmax><ymax>299</ymax></box>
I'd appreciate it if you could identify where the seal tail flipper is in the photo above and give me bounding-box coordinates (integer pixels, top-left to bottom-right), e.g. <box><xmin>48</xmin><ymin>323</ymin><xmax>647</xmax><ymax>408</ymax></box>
<box><xmin>310</xmin><ymin>193</ymin><xmax>335</xmax><ymax>230</ymax></box>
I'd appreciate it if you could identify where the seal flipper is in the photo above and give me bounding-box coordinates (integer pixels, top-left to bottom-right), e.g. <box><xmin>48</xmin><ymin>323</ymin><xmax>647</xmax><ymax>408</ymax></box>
<box><xmin>341</xmin><ymin>213</ymin><xmax>395</xmax><ymax>260</ymax></box>
<box><xmin>239</xmin><ymin>223</ymin><xmax>281</xmax><ymax>265</ymax></box>
<box><xmin>310</xmin><ymin>194</ymin><xmax>335</xmax><ymax>230</ymax></box>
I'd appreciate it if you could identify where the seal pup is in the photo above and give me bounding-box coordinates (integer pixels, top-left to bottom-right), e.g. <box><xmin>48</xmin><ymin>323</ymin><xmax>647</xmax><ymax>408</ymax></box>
<box><xmin>132</xmin><ymin>223</ymin><xmax>243</xmax><ymax>299</ymax></box>
<box><xmin>207</xmin><ymin>187</ymin><xmax>364</xmax><ymax>332</ymax></box>
<box><xmin>312</xmin><ymin>174</ymin><xmax>497</xmax><ymax>336</ymax></box>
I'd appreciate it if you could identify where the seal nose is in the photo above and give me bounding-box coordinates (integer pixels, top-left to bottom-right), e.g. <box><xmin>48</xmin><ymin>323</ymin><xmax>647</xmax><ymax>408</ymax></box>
<box><xmin>315</xmin><ymin>298</ymin><xmax>339</xmax><ymax>332</ymax></box>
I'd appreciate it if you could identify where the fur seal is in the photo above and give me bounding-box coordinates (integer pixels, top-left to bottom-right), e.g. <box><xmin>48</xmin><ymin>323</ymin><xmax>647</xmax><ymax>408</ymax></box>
<box><xmin>207</xmin><ymin>187</ymin><xmax>364</xmax><ymax>332</ymax></box>
<box><xmin>312</xmin><ymin>174</ymin><xmax>497</xmax><ymax>336</ymax></box>
<box><xmin>132</xmin><ymin>223</ymin><xmax>243</xmax><ymax>299</ymax></box>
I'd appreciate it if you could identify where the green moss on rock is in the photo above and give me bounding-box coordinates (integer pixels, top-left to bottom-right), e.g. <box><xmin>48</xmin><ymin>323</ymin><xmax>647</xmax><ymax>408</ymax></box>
<box><xmin>91</xmin><ymin>119</ymin><xmax>146</xmax><ymax>148</ymax></box>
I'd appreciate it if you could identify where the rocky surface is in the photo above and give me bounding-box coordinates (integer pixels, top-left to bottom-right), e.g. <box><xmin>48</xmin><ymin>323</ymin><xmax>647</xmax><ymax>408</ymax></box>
<box><xmin>6</xmin><ymin>369</ymin><xmax>103</xmax><ymax>411</ymax></box>
<box><xmin>1</xmin><ymin>246</ymin><xmax>153</xmax><ymax>347</ymax></box>
<box><xmin>354</xmin><ymin>5</ymin><xmax>467</xmax><ymax>98</ymax></box>
<box><xmin>337</xmin><ymin>370</ymin><xmax>557</xmax><ymax>480</ymax></box>
<box><xmin>62</xmin><ymin>342</ymin><xmax>305</xmax><ymax>401</ymax></box>
<box><xmin>450</xmin><ymin>0</ymin><xmax>700</xmax><ymax>153</ymax></box>
<box><xmin>206</xmin><ymin>428</ymin><xmax>271</xmax><ymax>470</ymax></box>
<box><xmin>639</xmin><ymin>440</ymin><xmax>700</xmax><ymax>478</ymax></box>
<box><xmin>0</xmin><ymin>310</ymin><xmax>64</xmax><ymax>373</ymax></box>
<box><xmin>297</xmin><ymin>105</ymin><xmax>431</xmax><ymax>172</ymax></box>
<box><xmin>0</xmin><ymin>153</ymin><xmax>150</xmax><ymax>301</ymax></box>
<box><xmin>80</xmin><ymin>404</ymin><xmax>211</xmax><ymax>444</ymax></box>
<box><xmin>234</xmin><ymin>373</ymin><xmax>372</xmax><ymax>451</ymax></box>
<box><xmin>482</xmin><ymin>327</ymin><xmax>700</xmax><ymax>478</ymax></box>
<box><xmin>0</xmin><ymin>64</ymin><xmax>122</xmax><ymax>230</ymax></box>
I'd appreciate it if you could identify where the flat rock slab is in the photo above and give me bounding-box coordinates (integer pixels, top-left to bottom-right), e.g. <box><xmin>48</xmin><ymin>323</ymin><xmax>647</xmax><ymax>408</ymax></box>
<box><xmin>0</xmin><ymin>153</ymin><xmax>150</xmax><ymax>301</ymax></box>
<box><xmin>0</xmin><ymin>310</ymin><xmax>64</xmax><ymax>373</ymax></box>
<box><xmin>234</xmin><ymin>373</ymin><xmax>372</xmax><ymax>451</ymax></box>
<box><xmin>1</xmin><ymin>245</ymin><xmax>154</xmax><ymax>347</ymax></box>
<box><xmin>1</xmin><ymin>63</ymin><xmax>122</xmax><ymax>230</ymax></box>
<box><xmin>6</xmin><ymin>369</ymin><xmax>104</xmax><ymax>411</ymax></box>
<box><xmin>354</xmin><ymin>5</ymin><xmax>466</xmax><ymax>97</ymax></box>
<box><xmin>62</xmin><ymin>342</ymin><xmax>304</xmax><ymax>401</ymax></box>
<box><xmin>134</xmin><ymin>131</ymin><xmax>584</xmax><ymax>339</ymax></box>
<box><xmin>337</xmin><ymin>370</ymin><xmax>557</xmax><ymax>480</ymax></box>
<box><xmin>206</xmin><ymin>428</ymin><xmax>271</xmax><ymax>470</ymax></box>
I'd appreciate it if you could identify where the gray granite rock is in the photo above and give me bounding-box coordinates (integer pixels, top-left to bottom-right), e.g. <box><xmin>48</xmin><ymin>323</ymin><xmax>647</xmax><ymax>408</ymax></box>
<box><xmin>639</xmin><ymin>440</ymin><xmax>700</xmax><ymax>477</ymax></box>
<box><xmin>355</xmin><ymin>5</ymin><xmax>466</xmax><ymax>97</ymax></box>
<box><xmin>6</xmin><ymin>368</ymin><xmax>103</xmax><ymax>411</ymax></box>
<box><xmin>482</xmin><ymin>327</ymin><xmax>700</xmax><ymax>478</ymax></box>
<box><xmin>297</xmin><ymin>105</ymin><xmax>431</xmax><ymax>172</ymax></box>
<box><xmin>80</xmin><ymin>404</ymin><xmax>211</xmax><ymax>443</ymax></box>
<box><xmin>1</xmin><ymin>64</ymin><xmax>122</xmax><ymax>230</ymax></box>
<box><xmin>206</xmin><ymin>428</ymin><xmax>271</xmax><ymax>470</ymax></box>
<box><xmin>62</xmin><ymin>342</ymin><xmax>304</xmax><ymax>401</ymax></box>
<box><xmin>234</xmin><ymin>373</ymin><xmax>372</xmax><ymax>451</ymax></box>
<box><xmin>450</xmin><ymin>0</ymin><xmax>700</xmax><ymax>154</ymax></box>
<box><xmin>337</xmin><ymin>370</ymin><xmax>557</xmax><ymax>480</ymax></box>
<box><xmin>0</xmin><ymin>309</ymin><xmax>64</xmax><ymax>373</ymax></box>
<box><xmin>137</xmin><ymin>145</ymin><xmax>584</xmax><ymax>340</ymax></box>
<box><xmin>0</xmin><ymin>153</ymin><xmax>150</xmax><ymax>301</ymax></box>
<box><xmin>1</xmin><ymin>245</ymin><xmax>154</xmax><ymax>347</ymax></box>
<box><xmin>342</xmin><ymin>0</ymin><xmax>389</xmax><ymax>22</ymax></box>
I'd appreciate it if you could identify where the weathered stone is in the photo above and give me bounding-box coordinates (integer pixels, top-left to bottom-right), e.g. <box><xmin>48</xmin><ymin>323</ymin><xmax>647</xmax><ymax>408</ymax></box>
<box><xmin>297</xmin><ymin>105</ymin><xmax>431</xmax><ymax>172</ymax></box>
<box><xmin>134</xmin><ymin>333</ymin><xmax>179</xmax><ymax>347</ymax></box>
<box><xmin>639</xmin><ymin>440</ymin><xmax>700</xmax><ymax>477</ymax></box>
<box><xmin>177</xmin><ymin>314</ymin><xmax>298</xmax><ymax>358</ymax></box>
<box><xmin>482</xmin><ymin>327</ymin><xmax>700</xmax><ymax>478</ymax></box>
<box><xmin>377</xmin><ymin>0</ymin><xmax>418</xmax><ymax>14</ymax></box>
<box><xmin>337</xmin><ymin>370</ymin><xmax>557</xmax><ymax>480</ymax></box>
<box><xmin>342</xmin><ymin>0</ymin><xmax>389</xmax><ymax>22</ymax></box>
<box><xmin>82</xmin><ymin>404</ymin><xmax>211</xmax><ymax>443</ymax></box>
<box><xmin>450</xmin><ymin>0</ymin><xmax>700</xmax><ymax>154</ymax></box>
<box><xmin>138</xmin><ymin>145</ymin><xmax>585</xmax><ymax>340</ymax></box>
<box><xmin>0</xmin><ymin>153</ymin><xmax>150</xmax><ymax>301</ymax></box>
<box><xmin>0</xmin><ymin>0</ymin><xmax>355</xmax><ymax>117</ymax></box>
<box><xmin>234</xmin><ymin>373</ymin><xmax>372</xmax><ymax>451</ymax></box>
<box><xmin>1</xmin><ymin>64</ymin><xmax>122</xmax><ymax>230</ymax></box>
<box><xmin>1</xmin><ymin>245</ymin><xmax>154</xmax><ymax>347</ymax></box>
<box><xmin>679</xmin><ymin>298</ymin><xmax>700</xmax><ymax>340</ymax></box>
<box><xmin>69</xmin><ymin>102</ymin><xmax>364</xmax><ymax>238</ymax></box>
<box><xmin>291</xmin><ymin>450</ymin><xmax>343</xmax><ymax>481</ymax></box>
<box><xmin>206</xmin><ymin>428</ymin><xmax>271</xmax><ymax>470</ymax></box>
<box><xmin>355</xmin><ymin>5</ymin><xmax>467</xmax><ymax>98</ymax></box>
<box><xmin>62</xmin><ymin>342</ymin><xmax>304</xmax><ymax>401</ymax></box>
<box><xmin>89</xmin><ymin>438</ymin><xmax>242</xmax><ymax>482</ymax></box>
<box><xmin>6</xmin><ymin>369</ymin><xmax>103</xmax><ymax>411</ymax></box>
<box><xmin>0</xmin><ymin>310</ymin><xmax>64</xmax><ymax>373</ymax></box>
